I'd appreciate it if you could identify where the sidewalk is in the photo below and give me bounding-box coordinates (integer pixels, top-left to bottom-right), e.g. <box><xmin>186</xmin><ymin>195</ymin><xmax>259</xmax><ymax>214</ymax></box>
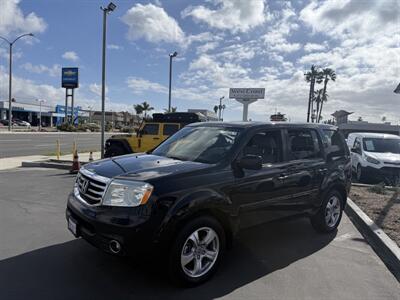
<box><xmin>0</xmin><ymin>151</ymin><xmax>101</xmax><ymax>171</ymax></box>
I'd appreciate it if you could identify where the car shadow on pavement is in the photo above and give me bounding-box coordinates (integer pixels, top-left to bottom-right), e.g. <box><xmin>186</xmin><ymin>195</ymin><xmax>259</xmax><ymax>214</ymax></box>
<box><xmin>0</xmin><ymin>217</ymin><xmax>336</xmax><ymax>300</ymax></box>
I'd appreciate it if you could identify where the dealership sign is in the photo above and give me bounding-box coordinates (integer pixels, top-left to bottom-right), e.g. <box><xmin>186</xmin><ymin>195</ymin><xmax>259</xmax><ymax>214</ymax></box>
<box><xmin>229</xmin><ymin>88</ymin><xmax>265</xmax><ymax>99</ymax></box>
<box><xmin>62</xmin><ymin>67</ymin><xmax>79</xmax><ymax>88</ymax></box>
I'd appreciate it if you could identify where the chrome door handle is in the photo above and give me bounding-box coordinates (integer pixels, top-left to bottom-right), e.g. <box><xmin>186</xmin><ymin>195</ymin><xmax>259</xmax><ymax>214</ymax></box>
<box><xmin>278</xmin><ymin>175</ymin><xmax>288</xmax><ymax>180</ymax></box>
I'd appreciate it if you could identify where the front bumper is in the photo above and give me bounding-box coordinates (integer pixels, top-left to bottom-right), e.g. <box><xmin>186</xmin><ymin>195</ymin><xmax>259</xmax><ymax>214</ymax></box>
<box><xmin>66</xmin><ymin>192</ymin><xmax>156</xmax><ymax>256</ymax></box>
<box><xmin>363</xmin><ymin>166</ymin><xmax>400</xmax><ymax>182</ymax></box>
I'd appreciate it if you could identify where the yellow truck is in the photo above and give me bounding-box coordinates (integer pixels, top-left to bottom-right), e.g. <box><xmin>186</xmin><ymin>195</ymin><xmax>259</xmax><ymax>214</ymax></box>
<box><xmin>104</xmin><ymin>112</ymin><xmax>206</xmax><ymax>157</ymax></box>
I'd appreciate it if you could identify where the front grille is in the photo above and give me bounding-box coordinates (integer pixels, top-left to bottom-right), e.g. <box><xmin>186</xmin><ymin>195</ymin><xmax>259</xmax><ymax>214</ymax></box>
<box><xmin>384</xmin><ymin>161</ymin><xmax>400</xmax><ymax>166</ymax></box>
<box><xmin>76</xmin><ymin>171</ymin><xmax>108</xmax><ymax>205</ymax></box>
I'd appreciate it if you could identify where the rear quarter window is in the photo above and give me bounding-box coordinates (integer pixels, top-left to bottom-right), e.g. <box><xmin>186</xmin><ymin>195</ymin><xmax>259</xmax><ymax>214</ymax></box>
<box><xmin>321</xmin><ymin>129</ymin><xmax>347</xmax><ymax>157</ymax></box>
<box><xmin>163</xmin><ymin>124</ymin><xmax>179</xmax><ymax>136</ymax></box>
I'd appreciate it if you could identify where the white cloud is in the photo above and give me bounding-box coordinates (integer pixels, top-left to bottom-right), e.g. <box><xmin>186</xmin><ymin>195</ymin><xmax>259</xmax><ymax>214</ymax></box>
<box><xmin>107</xmin><ymin>44</ymin><xmax>123</xmax><ymax>50</ymax></box>
<box><xmin>89</xmin><ymin>83</ymin><xmax>108</xmax><ymax>96</ymax></box>
<box><xmin>126</xmin><ymin>77</ymin><xmax>168</xmax><ymax>95</ymax></box>
<box><xmin>300</xmin><ymin>0</ymin><xmax>399</xmax><ymax>42</ymax></box>
<box><xmin>122</xmin><ymin>4</ymin><xmax>185</xmax><ymax>45</ymax></box>
<box><xmin>304</xmin><ymin>43</ymin><xmax>327</xmax><ymax>52</ymax></box>
<box><xmin>20</xmin><ymin>63</ymin><xmax>61</xmax><ymax>77</ymax></box>
<box><xmin>0</xmin><ymin>0</ymin><xmax>47</xmax><ymax>36</ymax></box>
<box><xmin>62</xmin><ymin>51</ymin><xmax>79</xmax><ymax>62</ymax></box>
<box><xmin>182</xmin><ymin>0</ymin><xmax>267</xmax><ymax>33</ymax></box>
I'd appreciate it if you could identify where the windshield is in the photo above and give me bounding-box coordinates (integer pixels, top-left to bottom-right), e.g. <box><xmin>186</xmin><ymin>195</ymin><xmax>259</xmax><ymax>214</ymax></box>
<box><xmin>152</xmin><ymin>126</ymin><xmax>242</xmax><ymax>164</ymax></box>
<box><xmin>362</xmin><ymin>138</ymin><xmax>400</xmax><ymax>154</ymax></box>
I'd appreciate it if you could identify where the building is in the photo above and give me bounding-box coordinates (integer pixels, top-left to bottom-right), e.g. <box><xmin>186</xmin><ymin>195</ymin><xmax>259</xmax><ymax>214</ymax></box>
<box><xmin>187</xmin><ymin>109</ymin><xmax>218</xmax><ymax>121</ymax></box>
<box><xmin>331</xmin><ymin>110</ymin><xmax>399</xmax><ymax>137</ymax></box>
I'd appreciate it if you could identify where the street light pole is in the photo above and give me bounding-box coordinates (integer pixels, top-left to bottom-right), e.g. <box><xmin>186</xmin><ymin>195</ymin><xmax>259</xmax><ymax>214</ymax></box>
<box><xmin>36</xmin><ymin>99</ymin><xmax>46</xmax><ymax>131</ymax></box>
<box><xmin>100</xmin><ymin>2</ymin><xmax>116</xmax><ymax>158</ymax></box>
<box><xmin>0</xmin><ymin>33</ymin><xmax>34</xmax><ymax>131</ymax></box>
<box><xmin>218</xmin><ymin>96</ymin><xmax>224</xmax><ymax>121</ymax></box>
<box><xmin>168</xmin><ymin>51</ymin><xmax>178</xmax><ymax>113</ymax></box>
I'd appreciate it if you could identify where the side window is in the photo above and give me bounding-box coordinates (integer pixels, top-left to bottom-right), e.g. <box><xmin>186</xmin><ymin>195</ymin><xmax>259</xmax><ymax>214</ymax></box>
<box><xmin>288</xmin><ymin>129</ymin><xmax>322</xmax><ymax>160</ymax></box>
<box><xmin>142</xmin><ymin>124</ymin><xmax>159</xmax><ymax>135</ymax></box>
<box><xmin>163</xmin><ymin>124</ymin><xmax>179</xmax><ymax>136</ymax></box>
<box><xmin>322</xmin><ymin>129</ymin><xmax>346</xmax><ymax>156</ymax></box>
<box><xmin>243</xmin><ymin>130</ymin><xmax>283</xmax><ymax>164</ymax></box>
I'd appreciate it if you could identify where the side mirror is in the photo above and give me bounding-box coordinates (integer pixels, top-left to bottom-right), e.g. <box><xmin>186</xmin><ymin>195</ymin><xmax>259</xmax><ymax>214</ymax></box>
<box><xmin>351</xmin><ymin>147</ymin><xmax>359</xmax><ymax>154</ymax></box>
<box><xmin>239</xmin><ymin>155</ymin><xmax>262</xmax><ymax>170</ymax></box>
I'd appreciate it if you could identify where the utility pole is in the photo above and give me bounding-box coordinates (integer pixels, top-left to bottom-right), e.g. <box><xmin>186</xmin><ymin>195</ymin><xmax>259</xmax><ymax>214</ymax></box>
<box><xmin>0</xmin><ymin>33</ymin><xmax>34</xmax><ymax>131</ymax></box>
<box><xmin>36</xmin><ymin>99</ymin><xmax>46</xmax><ymax>131</ymax></box>
<box><xmin>168</xmin><ymin>51</ymin><xmax>178</xmax><ymax>112</ymax></box>
<box><xmin>100</xmin><ymin>2</ymin><xmax>116</xmax><ymax>158</ymax></box>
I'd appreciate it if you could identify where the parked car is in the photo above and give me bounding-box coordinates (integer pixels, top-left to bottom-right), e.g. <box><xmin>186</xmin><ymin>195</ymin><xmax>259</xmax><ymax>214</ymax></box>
<box><xmin>66</xmin><ymin>122</ymin><xmax>351</xmax><ymax>285</ymax></box>
<box><xmin>104</xmin><ymin>112</ymin><xmax>206</xmax><ymax>157</ymax></box>
<box><xmin>16</xmin><ymin>120</ymin><xmax>31</xmax><ymax>127</ymax></box>
<box><xmin>347</xmin><ymin>132</ymin><xmax>400</xmax><ymax>185</ymax></box>
<box><xmin>0</xmin><ymin>119</ymin><xmax>16</xmax><ymax>126</ymax></box>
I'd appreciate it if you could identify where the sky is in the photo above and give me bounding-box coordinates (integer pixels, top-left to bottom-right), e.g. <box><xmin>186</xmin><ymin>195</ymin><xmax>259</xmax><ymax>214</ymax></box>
<box><xmin>0</xmin><ymin>0</ymin><xmax>399</xmax><ymax>123</ymax></box>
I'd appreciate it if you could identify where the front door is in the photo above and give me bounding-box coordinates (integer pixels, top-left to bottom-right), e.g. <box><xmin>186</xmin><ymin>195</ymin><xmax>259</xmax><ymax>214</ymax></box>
<box><xmin>230</xmin><ymin>129</ymin><xmax>295</xmax><ymax>229</ymax></box>
<box><xmin>139</xmin><ymin>123</ymin><xmax>161</xmax><ymax>151</ymax></box>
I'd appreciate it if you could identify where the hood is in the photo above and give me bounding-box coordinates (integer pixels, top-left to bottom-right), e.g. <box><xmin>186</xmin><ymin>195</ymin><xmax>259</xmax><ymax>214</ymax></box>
<box><xmin>364</xmin><ymin>151</ymin><xmax>400</xmax><ymax>163</ymax></box>
<box><xmin>83</xmin><ymin>154</ymin><xmax>211</xmax><ymax>181</ymax></box>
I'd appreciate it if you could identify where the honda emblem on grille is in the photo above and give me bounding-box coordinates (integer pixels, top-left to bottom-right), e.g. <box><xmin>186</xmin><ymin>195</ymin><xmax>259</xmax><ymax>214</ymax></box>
<box><xmin>81</xmin><ymin>178</ymin><xmax>89</xmax><ymax>193</ymax></box>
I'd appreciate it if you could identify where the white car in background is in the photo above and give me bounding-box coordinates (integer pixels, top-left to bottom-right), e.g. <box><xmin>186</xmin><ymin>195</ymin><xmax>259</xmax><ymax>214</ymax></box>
<box><xmin>347</xmin><ymin>132</ymin><xmax>400</xmax><ymax>185</ymax></box>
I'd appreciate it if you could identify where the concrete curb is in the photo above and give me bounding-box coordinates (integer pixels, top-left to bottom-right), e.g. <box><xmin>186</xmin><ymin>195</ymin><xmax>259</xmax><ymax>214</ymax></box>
<box><xmin>352</xmin><ymin>182</ymin><xmax>398</xmax><ymax>191</ymax></box>
<box><xmin>345</xmin><ymin>197</ymin><xmax>400</xmax><ymax>282</ymax></box>
<box><xmin>21</xmin><ymin>161</ymin><xmax>72</xmax><ymax>170</ymax></box>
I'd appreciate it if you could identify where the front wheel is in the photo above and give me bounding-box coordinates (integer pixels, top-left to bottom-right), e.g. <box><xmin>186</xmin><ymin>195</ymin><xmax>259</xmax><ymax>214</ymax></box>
<box><xmin>168</xmin><ymin>216</ymin><xmax>226</xmax><ymax>286</ymax></box>
<box><xmin>311</xmin><ymin>190</ymin><xmax>344</xmax><ymax>233</ymax></box>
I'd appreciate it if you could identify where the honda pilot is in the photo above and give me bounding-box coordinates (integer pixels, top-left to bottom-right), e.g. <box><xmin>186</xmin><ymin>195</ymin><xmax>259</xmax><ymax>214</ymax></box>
<box><xmin>66</xmin><ymin>122</ymin><xmax>351</xmax><ymax>285</ymax></box>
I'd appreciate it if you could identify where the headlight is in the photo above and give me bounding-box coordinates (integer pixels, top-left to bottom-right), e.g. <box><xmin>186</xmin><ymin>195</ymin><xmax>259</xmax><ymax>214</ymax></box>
<box><xmin>365</xmin><ymin>155</ymin><xmax>380</xmax><ymax>164</ymax></box>
<box><xmin>102</xmin><ymin>180</ymin><xmax>153</xmax><ymax>207</ymax></box>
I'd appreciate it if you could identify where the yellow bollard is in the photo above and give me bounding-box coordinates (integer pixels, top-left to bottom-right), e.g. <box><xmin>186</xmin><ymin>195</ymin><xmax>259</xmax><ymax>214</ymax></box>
<box><xmin>56</xmin><ymin>139</ymin><xmax>60</xmax><ymax>160</ymax></box>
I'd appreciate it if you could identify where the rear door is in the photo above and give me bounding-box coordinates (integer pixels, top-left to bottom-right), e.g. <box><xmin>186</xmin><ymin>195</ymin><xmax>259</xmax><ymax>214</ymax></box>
<box><xmin>283</xmin><ymin>128</ymin><xmax>326</xmax><ymax>209</ymax></box>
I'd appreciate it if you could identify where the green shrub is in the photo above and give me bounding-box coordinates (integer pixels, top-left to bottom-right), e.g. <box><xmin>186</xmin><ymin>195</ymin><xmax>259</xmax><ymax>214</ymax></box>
<box><xmin>57</xmin><ymin>123</ymin><xmax>77</xmax><ymax>132</ymax></box>
<box><xmin>368</xmin><ymin>183</ymin><xmax>386</xmax><ymax>195</ymax></box>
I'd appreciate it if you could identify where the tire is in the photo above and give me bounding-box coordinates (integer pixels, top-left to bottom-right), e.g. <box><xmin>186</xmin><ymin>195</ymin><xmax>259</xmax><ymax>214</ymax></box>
<box><xmin>168</xmin><ymin>216</ymin><xmax>226</xmax><ymax>286</ymax></box>
<box><xmin>310</xmin><ymin>190</ymin><xmax>344</xmax><ymax>233</ymax></box>
<box><xmin>105</xmin><ymin>143</ymin><xmax>126</xmax><ymax>158</ymax></box>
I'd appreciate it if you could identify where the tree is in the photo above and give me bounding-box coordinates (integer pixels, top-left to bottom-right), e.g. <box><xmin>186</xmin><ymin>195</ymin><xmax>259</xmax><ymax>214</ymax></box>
<box><xmin>141</xmin><ymin>101</ymin><xmax>154</xmax><ymax>119</ymax></box>
<box><xmin>164</xmin><ymin>107</ymin><xmax>177</xmax><ymax>113</ymax></box>
<box><xmin>382</xmin><ymin>116</ymin><xmax>387</xmax><ymax>122</ymax></box>
<box><xmin>305</xmin><ymin>65</ymin><xmax>323</xmax><ymax>122</ymax></box>
<box><xmin>313</xmin><ymin>88</ymin><xmax>324</xmax><ymax>122</ymax></box>
<box><xmin>133</xmin><ymin>104</ymin><xmax>143</xmax><ymax>115</ymax></box>
<box><xmin>213</xmin><ymin>105</ymin><xmax>218</xmax><ymax>114</ymax></box>
<box><xmin>317</xmin><ymin>68</ymin><xmax>336</xmax><ymax>123</ymax></box>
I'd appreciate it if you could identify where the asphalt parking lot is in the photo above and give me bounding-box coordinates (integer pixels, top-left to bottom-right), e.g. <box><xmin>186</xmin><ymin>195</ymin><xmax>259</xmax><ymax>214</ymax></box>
<box><xmin>0</xmin><ymin>168</ymin><xmax>399</xmax><ymax>300</ymax></box>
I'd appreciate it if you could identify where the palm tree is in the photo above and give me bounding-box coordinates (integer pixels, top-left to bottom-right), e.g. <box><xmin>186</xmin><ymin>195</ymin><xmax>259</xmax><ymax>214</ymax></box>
<box><xmin>317</xmin><ymin>68</ymin><xmax>336</xmax><ymax>123</ymax></box>
<box><xmin>164</xmin><ymin>107</ymin><xmax>177</xmax><ymax>113</ymax></box>
<box><xmin>133</xmin><ymin>104</ymin><xmax>143</xmax><ymax>115</ymax></box>
<box><xmin>213</xmin><ymin>105</ymin><xmax>218</xmax><ymax>114</ymax></box>
<box><xmin>313</xmin><ymin>88</ymin><xmax>324</xmax><ymax>122</ymax></box>
<box><xmin>141</xmin><ymin>101</ymin><xmax>154</xmax><ymax>119</ymax></box>
<box><xmin>305</xmin><ymin>65</ymin><xmax>323</xmax><ymax>122</ymax></box>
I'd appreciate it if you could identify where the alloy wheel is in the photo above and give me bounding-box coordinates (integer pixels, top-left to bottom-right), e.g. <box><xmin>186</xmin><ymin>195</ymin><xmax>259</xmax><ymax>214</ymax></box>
<box><xmin>325</xmin><ymin>195</ymin><xmax>341</xmax><ymax>227</ymax></box>
<box><xmin>180</xmin><ymin>227</ymin><xmax>220</xmax><ymax>278</ymax></box>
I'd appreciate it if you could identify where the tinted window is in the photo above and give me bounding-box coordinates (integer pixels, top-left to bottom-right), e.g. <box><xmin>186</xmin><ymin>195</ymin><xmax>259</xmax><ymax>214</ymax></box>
<box><xmin>142</xmin><ymin>124</ymin><xmax>159</xmax><ymax>135</ymax></box>
<box><xmin>288</xmin><ymin>129</ymin><xmax>322</xmax><ymax>160</ymax></box>
<box><xmin>322</xmin><ymin>129</ymin><xmax>346</xmax><ymax>156</ymax></box>
<box><xmin>163</xmin><ymin>124</ymin><xmax>179</xmax><ymax>136</ymax></box>
<box><xmin>243</xmin><ymin>131</ymin><xmax>283</xmax><ymax>164</ymax></box>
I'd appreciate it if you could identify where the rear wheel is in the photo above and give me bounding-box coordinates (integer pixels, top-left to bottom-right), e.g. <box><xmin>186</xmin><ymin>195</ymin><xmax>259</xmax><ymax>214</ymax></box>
<box><xmin>311</xmin><ymin>190</ymin><xmax>343</xmax><ymax>233</ymax></box>
<box><xmin>168</xmin><ymin>216</ymin><xmax>226</xmax><ymax>286</ymax></box>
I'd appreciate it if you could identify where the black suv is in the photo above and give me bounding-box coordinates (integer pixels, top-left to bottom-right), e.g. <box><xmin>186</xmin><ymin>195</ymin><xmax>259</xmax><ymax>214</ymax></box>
<box><xmin>66</xmin><ymin>122</ymin><xmax>351</xmax><ymax>285</ymax></box>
